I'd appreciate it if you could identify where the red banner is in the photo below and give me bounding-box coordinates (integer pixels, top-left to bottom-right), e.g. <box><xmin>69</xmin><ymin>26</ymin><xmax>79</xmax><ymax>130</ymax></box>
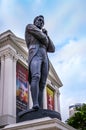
<box><xmin>47</xmin><ymin>86</ymin><xmax>54</xmax><ymax>110</ymax></box>
<box><xmin>16</xmin><ymin>62</ymin><xmax>28</xmax><ymax>114</ymax></box>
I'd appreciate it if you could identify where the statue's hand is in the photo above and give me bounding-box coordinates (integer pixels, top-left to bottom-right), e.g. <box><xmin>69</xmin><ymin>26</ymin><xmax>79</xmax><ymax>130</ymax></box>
<box><xmin>42</xmin><ymin>28</ymin><xmax>48</xmax><ymax>36</ymax></box>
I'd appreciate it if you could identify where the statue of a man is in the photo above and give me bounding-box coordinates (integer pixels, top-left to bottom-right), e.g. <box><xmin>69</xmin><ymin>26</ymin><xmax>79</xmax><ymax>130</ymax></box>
<box><xmin>25</xmin><ymin>15</ymin><xmax>55</xmax><ymax>109</ymax></box>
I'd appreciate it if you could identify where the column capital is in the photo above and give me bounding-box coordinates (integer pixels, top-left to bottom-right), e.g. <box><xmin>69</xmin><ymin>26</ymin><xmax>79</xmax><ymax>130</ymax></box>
<box><xmin>4</xmin><ymin>48</ymin><xmax>15</xmax><ymax>59</ymax></box>
<box><xmin>57</xmin><ymin>90</ymin><xmax>60</xmax><ymax>95</ymax></box>
<box><xmin>0</xmin><ymin>47</ymin><xmax>17</xmax><ymax>60</ymax></box>
<box><xmin>13</xmin><ymin>54</ymin><xmax>18</xmax><ymax>62</ymax></box>
<box><xmin>0</xmin><ymin>55</ymin><xmax>5</xmax><ymax>61</ymax></box>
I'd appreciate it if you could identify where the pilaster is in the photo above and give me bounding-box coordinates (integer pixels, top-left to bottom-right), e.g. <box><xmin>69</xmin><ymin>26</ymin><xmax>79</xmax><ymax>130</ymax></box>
<box><xmin>0</xmin><ymin>56</ymin><xmax>5</xmax><ymax>115</ymax></box>
<box><xmin>43</xmin><ymin>85</ymin><xmax>47</xmax><ymax>109</ymax></box>
<box><xmin>57</xmin><ymin>90</ymin><xmax>61</xmax><ymax>113</ymax></box>
<box><xmin>54</xmin><ymin>90</ymin><xmax>58</xmax><ymax>111</ymax></box>
<box><xmin>0</xmin><ymin>46</ymin><xmax>18</xmax><ymax>126</ymax></box>
<box><xmin>13</xmin><ymin>56</ymin><xmax>18</xmax><ymax>117</ymax></box>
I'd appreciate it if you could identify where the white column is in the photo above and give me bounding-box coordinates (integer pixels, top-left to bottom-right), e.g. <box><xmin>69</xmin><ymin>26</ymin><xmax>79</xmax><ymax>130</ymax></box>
<box><xmin>54</xmin><ymin>91</ymin><xmax>58</xmax><ymax>111</ymax></box>
<box><xmin>0</xmin><ymin>47</ymin><xmax>17</xmax><ymax>126</ymax></box>
<box><xmin>54</xmin><ymin>86</ymin><xmax>61</xmax><ymax>113</ymax></box>
<box><xmin>0</xmin><ymin>56</ymin><xmax>5</xmax><ymax>115</ymax></box>
<box><xmin>28</xmin><ymin>84</ymin><xmax>33</xmax><ymax>109</ymax></box>
<box><xmin>43</xmin><ymin>85</ymin><xmax>47</xmax><ymax>109</ymax></box>
<box><xmin>57</xmin><ymin>91</ymin><xmax>61</xmax><ymax>113</ymax></box>
<box><xmin>3</xmin><ymin>53</ymin><xmax>14</xmax><ymax>115</ymax></box>
<box><xmin>13</xmin><ymin>56</ymin><xmax>18</xmax><ymax>118</ymax></box>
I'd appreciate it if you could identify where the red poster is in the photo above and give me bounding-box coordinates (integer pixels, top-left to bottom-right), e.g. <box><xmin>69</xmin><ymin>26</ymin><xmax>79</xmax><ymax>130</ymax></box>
<box><xmin>16</xmin><ymin>62</ymin><xmax>28</xmax><ymax>114</ymax></box>
<box><xmin>47</xmin><ymin>87</ymin><xmax>54</xmax><ymax>110</ymax></box>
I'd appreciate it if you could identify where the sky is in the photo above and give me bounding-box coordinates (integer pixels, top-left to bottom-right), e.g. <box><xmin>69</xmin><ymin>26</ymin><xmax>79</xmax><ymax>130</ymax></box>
<box><xmin>0</xmin><ymin>0</ymin><xmax>86</xmax><ymax>122</ymax></box>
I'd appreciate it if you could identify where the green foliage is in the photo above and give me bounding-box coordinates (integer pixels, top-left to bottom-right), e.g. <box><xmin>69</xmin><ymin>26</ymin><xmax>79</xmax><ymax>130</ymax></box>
<box><xmin>66</xmin><ymin>104</ymin><xmax>86</xmax><ymax>130</ymax></box>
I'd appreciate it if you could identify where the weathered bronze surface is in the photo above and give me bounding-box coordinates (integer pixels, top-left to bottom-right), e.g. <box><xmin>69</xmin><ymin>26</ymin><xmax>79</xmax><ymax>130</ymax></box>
<box><xmin>25</xmin><ymin>15</ymin><xmax>55</xmax><ymax>109</ymax></box>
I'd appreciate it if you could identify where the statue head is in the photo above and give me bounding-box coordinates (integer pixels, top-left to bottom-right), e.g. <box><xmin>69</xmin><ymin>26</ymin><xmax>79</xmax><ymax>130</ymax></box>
<box><xmin>33</xmin><ymin>15</ymin><xmax>44</xmax><ymax>29</ymax></box>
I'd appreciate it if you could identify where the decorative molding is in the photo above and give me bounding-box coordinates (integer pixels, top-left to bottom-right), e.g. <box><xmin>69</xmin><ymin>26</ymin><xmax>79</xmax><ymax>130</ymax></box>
<box><xmin>0</xmin><ymin>47</ymin><xmax>16</xmax><ymax>60</ymax></box>
<box><xmin>0</xmin><ymin>31</ymin><xmax>28</xmax><ymax>63</ymax></box>
<box><xmin>17</xmin><ymin>51</ymin><xmax>28</xmax><ymax>65</ymax></box>
<box><xmin>0</xmin><ymin>55</ymin><xmax>5</xmax><ymax>61</ymax></box>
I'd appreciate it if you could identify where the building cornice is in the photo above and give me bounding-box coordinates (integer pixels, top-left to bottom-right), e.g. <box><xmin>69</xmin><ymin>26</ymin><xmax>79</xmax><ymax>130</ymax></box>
<box><xmin>0</xmin><ymin>30</ymin><xmax>28</xmax><ymax>64</ymax></box>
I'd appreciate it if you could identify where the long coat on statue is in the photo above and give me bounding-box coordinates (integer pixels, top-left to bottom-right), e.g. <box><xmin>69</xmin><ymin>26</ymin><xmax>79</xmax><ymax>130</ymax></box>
<box><xmin>25</xmin><ymin>24</ymin><xmax>55</xmax><ymax>84</ymax></box>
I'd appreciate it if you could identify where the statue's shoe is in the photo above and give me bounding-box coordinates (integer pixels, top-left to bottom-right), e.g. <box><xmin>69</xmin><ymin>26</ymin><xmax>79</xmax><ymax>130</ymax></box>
<box><xmin>32</xmin><ymin>105</ymin><xmax>39</xmax><ymax>110</ymax></box>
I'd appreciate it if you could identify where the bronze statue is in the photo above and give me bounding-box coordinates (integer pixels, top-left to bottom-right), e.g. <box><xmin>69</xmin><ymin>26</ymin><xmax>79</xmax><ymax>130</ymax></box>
<box><xmin>25</xmin><ymin>15</ymin><xmax>55</xmax><ymax>110</ymax></box>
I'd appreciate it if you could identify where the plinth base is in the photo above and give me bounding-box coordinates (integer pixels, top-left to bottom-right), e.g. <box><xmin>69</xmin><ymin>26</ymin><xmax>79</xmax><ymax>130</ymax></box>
<box><xmin>3</xmin><ymin>117</ymin><xmax>76</xmax><ymax>130</ymax></box>
<box><xmin>17</xmin><ymin>109</ymin><xmax>61</xmax><ymax>123</ymax></box>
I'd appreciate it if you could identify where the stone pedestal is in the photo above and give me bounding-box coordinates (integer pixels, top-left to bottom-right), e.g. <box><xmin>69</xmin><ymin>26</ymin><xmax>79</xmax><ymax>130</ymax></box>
<box><xmin>17</xmin><ymin>109</ymin><xmax>61</xmax><ymax>123</ymax></box>
<box><xmin>2</xmin><ymin>117</ymin><xmax>76</xmax><ymax>130</ymax></box>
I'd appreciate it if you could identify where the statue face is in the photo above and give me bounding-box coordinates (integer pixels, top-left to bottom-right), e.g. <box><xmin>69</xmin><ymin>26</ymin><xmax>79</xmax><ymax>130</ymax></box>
<box><xmin>34</xmin><ymin>16</ymin><xmax>44</xmax><ymax>29</ymax></box>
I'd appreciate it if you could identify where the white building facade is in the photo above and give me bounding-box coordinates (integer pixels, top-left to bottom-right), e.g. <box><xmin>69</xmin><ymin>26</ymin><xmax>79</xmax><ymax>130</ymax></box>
<box><xmin>0</xmin><ymin>30</ymin><xmax>63</xmax><ymax>127</ymax></box>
